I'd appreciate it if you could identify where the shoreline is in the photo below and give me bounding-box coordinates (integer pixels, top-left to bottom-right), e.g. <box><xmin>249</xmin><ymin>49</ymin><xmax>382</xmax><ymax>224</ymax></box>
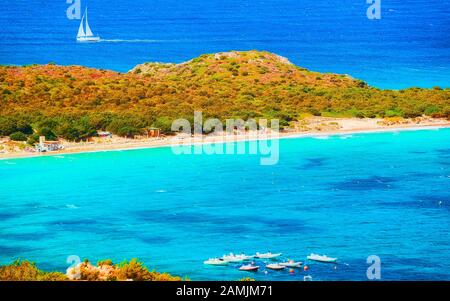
<box><xmin>1</xmin><ymin>122</ymin><xmax>450</xmax><ymax>161</ymax></box>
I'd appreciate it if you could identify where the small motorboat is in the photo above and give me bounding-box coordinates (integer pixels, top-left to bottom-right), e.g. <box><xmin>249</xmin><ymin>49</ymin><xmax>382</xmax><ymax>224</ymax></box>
<box><xmin>204</xmin><ymin>258</ymin><xmax>229</xmax><ymax>265</ymax></box>
<box><xmin>237</xmin><ymin>253</ymin><xmax>255</xmax><ymax>261</ymax></box>
<box><xmin>307</xmin><ymin>253</ymin><xmax>338</xmax><ymax>263</ymax></box>
<box><xmin>279</xmin><ymin>260</ymin><xmax>302</xmax><ymax>268</ymax></box>
<box><xmin>222</xmin><ymin>253</ymin><xmax>253</xmax><ymax>262</ymax></box>
<box><xmin>255</xmin><ymin>252</ymin><xmax>282</xmax><ymax>259</ymax></box>
<box><xmin>239</xmin><ymin>264</ymin><xmax>259</xmax><ymax>272</ymax></box>
<box><xmin>266</xmin><ymin>263</ymin><xmax>286</xmax><ymax>271</ymax></box>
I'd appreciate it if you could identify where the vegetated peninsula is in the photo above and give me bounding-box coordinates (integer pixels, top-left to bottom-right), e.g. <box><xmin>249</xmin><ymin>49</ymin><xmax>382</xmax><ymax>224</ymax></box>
<box><xmin>0</xmin><ymin>50</ymin><xmax>449</xmax><ymax>156</ymax></box>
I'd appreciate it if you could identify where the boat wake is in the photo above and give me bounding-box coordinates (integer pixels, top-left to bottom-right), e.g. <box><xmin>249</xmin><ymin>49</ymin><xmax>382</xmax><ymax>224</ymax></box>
<box><xmin>65</xmin><ymin>204</ymin><xmax>80</xmax><ymax>209</ymax></box>
<box><xmin>313</xmin><ymin>135</ymin><xmax>331</xmax><ymax>140</ymax></box>
<box><xmin>339</xmin><ymin>135</ymin><xmax>353</xmax><ymax>140</ymax></box>
<box><xmin>99</xmin><ymin>39</ymin><xmax>165</xmax><ymax>43</ymax></box>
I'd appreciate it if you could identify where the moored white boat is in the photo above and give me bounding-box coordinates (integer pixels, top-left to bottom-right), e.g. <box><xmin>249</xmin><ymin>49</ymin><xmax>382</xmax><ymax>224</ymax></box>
<box><xmin>237</xmin><ymin>253</ymin><xmax>254</xmax><ymax>261</ymax></box>
<box><xmin>204</xmin><ymin>258</ymin><xmax>229</xmax><ymax>265</ymax></box>
<box><xmin>222</xmin><ymin>253</ymin><xmax>253</xmax><ymax>262</ymax></box>
<box><xmin>279</xmin><ymin>260</ymin><xmax>302</xmax><ymax>268</ymax></box>
<box><xmin>307</xmin><ymin>253</ymin><xmax>338</xmax><ymax>263</ymax></box>
<box><xmin>239</xmin><ymin>264</ymin><xmax>259</xmax><ymax>272</ymax></box>
<box><xmin>266</xmin><ymin>263</ymin><xmax>285</xmax><ymax>271</ymax></box>
<box><xmin>255</xmin><ymin>252</ymin><xmax>282</xmax><ymax>259</ymax></box>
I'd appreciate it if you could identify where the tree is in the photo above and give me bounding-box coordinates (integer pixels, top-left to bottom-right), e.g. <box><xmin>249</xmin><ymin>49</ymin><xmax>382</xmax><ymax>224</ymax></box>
<box><xmin>27</xmin><ymin>134</ymin><xmax>40</xmax><ymax>145</ymax></box>
<box><xmin>15</xmin><ymin>118</ymin><xmax>33</xmax><ymax>135</ymax></box>
<box><xmin>38</xmin><ymin>127</ymin><xmax>57</xmax><ymax>141</ymax></box>
<box><xmin>106</xmin><ymin>116</ymin><xmax>146</xmax><ymax>138</ymax></box>
<box><xmin>152</xmin><ymin>117</ymin><xmax>174</xmax><ymax>133</ymax></box>
<box><xmin>116</xmin><ymin>126</ymin><xmax>141</xmax><ymax>138</ymax></box>
<box><xmin>57</xmin><ymin>117</ymin><xmax>97</xmax><ymax>142</ymax></box>
<box><xmin>0</xmin><ymin>117</ymin><xmax>17</xmax><ymax>136</ymax></box>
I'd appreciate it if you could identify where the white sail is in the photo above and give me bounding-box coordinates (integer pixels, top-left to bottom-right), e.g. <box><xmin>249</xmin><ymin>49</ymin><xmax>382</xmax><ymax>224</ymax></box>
<box><xmin>77</xmin><ymin>14</ymin><xmax>86</xmax><ymax>38</ymax></box>
<box><xmin>84</xmin><ymin>9</ymin><xmax>94</xmax><ymax>37</ymax></box>
<box><xmin>76</xmin><ymin>7</ymin><xmax>100</xmax><ymax>42</ymax></box>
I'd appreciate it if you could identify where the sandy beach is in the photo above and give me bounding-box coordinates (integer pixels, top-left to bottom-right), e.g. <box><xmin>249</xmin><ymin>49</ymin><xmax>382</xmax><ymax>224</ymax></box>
<box><xmin>1</xmin><ymin>117</ymin><xmax>449</xmax><ymax>160</ymax></box>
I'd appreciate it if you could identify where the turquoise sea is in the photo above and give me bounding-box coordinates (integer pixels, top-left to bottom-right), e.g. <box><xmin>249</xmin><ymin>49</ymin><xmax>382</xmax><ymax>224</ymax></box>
<box><xmin>1</xmin><ymin>0</ymin><xmax>449</xmax><ymax>89</ymax></box>
<box><xmin>1</xmin><ymin>128</ymin><xmax>449</xmax><ymax>280</ymax></box>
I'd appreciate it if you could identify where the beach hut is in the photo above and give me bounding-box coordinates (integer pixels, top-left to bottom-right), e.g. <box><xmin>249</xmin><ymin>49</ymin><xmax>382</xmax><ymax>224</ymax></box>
<box><xmin>146</xmin><ymin>127</ymin><xmax>161</xmax><ymax>138</ymax></box>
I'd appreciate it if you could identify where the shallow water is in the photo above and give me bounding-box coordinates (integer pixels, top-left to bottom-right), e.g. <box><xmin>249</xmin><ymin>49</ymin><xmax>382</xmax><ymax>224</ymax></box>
<box><xmin>1</xmin><ymin>0</ymin><xmax>449</xmax><ymax>89</ymax></box>
<box><xmin>1</xmin><ymin>128</ymin><xmax>449</xmax><ymax>280</ymax></box>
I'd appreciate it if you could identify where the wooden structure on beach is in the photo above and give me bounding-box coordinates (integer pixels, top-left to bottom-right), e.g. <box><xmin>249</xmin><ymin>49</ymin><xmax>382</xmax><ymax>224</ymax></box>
<box><xmin>145</xmin><ymin>127</ymin><xmax>161</xmax><ymax>138</ymax></box>
<box><xmin>35</xmin><ymin>136</ymin><xmax>64</xmax><ymax>152</ymax></box>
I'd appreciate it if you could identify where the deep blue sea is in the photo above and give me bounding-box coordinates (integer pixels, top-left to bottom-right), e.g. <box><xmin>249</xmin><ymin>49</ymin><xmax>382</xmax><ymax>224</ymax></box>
<box><xmin>1</xmin><ymin>129</ymin><xmax>449</xmax><ymax>280</ymax></box>
<box><xmin>0</xmin><ymin>0</ymin><xmax>449</xmax><ymax>89</ymax></box>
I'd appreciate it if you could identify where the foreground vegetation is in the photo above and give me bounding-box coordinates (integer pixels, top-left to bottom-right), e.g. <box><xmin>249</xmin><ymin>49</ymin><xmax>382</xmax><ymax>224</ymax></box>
<box><xmin>1</xmin><ymin>51</ymin><xmax>449</xmax><ymax>143</ymax></box>
<box><xmin>0</xmin><ymin>259</ymin><xmax>183</xmax><ymax>281</ymax></box>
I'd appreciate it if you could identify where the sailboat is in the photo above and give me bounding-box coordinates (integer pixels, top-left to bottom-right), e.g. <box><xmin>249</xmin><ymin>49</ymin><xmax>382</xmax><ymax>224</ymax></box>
<box><xmin>76</xmin><ymin>7</ymin><xmax>100</xmax><ymax>42</ymax></box>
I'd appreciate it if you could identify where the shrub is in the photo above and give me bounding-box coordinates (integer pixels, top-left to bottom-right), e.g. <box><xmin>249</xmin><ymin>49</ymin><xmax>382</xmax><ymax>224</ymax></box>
<box><xmin>79</xmin><ymin>261</ymin><xmax>101</xmax><ymax>281</ymax></box>
<box><xmin>114</xmin><ymin>258</ymin><xmax>154</xmax><ymax>281</ymax></box>
<box><xmin>10</xmin><ymin>131</ymin><xmax>28</xmax><ymax>141</ymax></box>
<box><xmin>114</xmin><ymin>259</ymin><xmax>182</xmax><ymax>281</ymax></box>
<box><xmin>356</xmin><ymin>80</ymin><xmax>368</xmax><ymax>88</ymax></box>
<box><xmin>239</xmin><ymin>277</ymin><xmax>255</xmax><ymax>281</ymax></box>
<box><xmin>385</xmin><ymin>109</ymin><xmax>402</xmax><ymax>118</ymax></box>
<box><xmin>0</xmin><ymin>259</ymin><xmax>67</xmax><ymax>281</ymax></box>
<box><xmin>27</xmin><ymin>133</ymin><xmax>40</xmax><ymax>145</ymax></box>
<box><xmin>118</xmin><ymin>126</ymin><xmax>142</xmax><ymax>138</ymax></box>
<box><xmin>355</xmin><ymin>112</ymin><xmax>365</xmax><ymax>119</ymax></box>
<box><xmin>98</xmin><ymin>259</ymin><xmax>113</xmax><ymax>266</ymax></box>
<box><xmin>37</xmin><ymin>272</ymin><xmax>68</xmax><ymax>281</ymax></box>
<box><xmin>424</xmin><ymin>105</ymin><xmax>439</xmax><ymax>116</ymax></box>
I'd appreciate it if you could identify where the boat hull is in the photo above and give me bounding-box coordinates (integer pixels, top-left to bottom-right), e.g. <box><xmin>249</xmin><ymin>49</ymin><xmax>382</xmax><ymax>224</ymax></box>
<box><xmin>255</xmin><ymin>253</ymin><xmax>282</xmax><ymax>259</ymax></box>
<box><xmin>239</xmin><ymin>266</ymin><xmax>259</xmax><ymax>272</ymax></box>
<box><xmin>204</xmin><ymin>259</ymin><xmax>229</xmax><ymax>266</ymax></box>
<box><xmin>266</xmin><ymin>264</ymin><xmax>285</xmax><ymax>271</ymax></box>
<box><xmin>307</xmin><ymin>256</ymin><xmax>337</xmax><ymax>263</ymax></box>
<box><xmin>222</xmin><ymin>255</ymin><xmax>253</xmax><ymax>262</ymax></box>
<box><xmin>280</xmin><ymin>262</ymin><xmax>302</xmax><ymax>268</ymax></box>
<box><xmin>77</xmin><ymin>36</ymin><xmax>101</xmax><ymax>42</ymax></box>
